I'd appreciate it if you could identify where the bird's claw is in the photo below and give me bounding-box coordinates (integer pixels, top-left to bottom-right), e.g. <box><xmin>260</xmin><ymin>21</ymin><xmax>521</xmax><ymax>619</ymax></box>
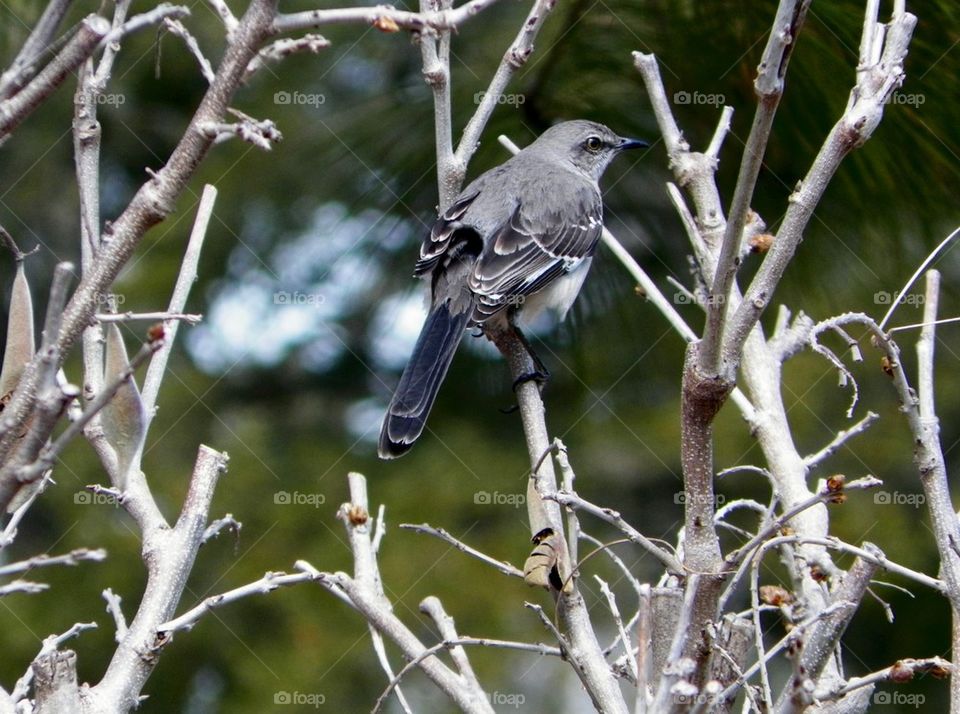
<box><xmin>512</xmin><ymin>369</ymin><xmax>549</xmax><ymax>393</ymax></box>
<box><xmin>499</xmin><ymin>370</ymin><xmax>549</xmax><ymax>413</ymax></box>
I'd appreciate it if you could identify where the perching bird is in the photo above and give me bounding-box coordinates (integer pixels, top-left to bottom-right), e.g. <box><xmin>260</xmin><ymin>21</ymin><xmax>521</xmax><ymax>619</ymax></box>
<box><xmin>378</xmin><ymin>120</ymin><xmax>646</xmax><ymax>459</ymax></box>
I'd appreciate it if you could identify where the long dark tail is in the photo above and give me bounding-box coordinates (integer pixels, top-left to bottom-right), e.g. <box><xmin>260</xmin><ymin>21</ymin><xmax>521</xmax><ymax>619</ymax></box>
<box><xmin>378</xmin><ymin>303</ymin><xmax>470</xmax><ymax>459</ymax></box>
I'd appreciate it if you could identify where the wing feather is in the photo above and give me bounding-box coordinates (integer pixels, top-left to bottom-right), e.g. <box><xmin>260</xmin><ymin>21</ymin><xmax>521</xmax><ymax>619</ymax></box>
<box><xmin>471</xmin><ymin>186</ymin><xmax>602</xmax><ymax>319</ymax></box>
<box><xmin>414</xmin><ymin>190</ymin><xmax>480</xmax><ymax>277</ymax></box>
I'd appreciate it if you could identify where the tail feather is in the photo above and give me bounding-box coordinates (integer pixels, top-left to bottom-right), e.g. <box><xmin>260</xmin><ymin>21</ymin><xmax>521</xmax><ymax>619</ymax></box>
<box><xmin>378</xmin><ymin>303</ymin><xmax>470</xmax><ymax>458</ymax></box>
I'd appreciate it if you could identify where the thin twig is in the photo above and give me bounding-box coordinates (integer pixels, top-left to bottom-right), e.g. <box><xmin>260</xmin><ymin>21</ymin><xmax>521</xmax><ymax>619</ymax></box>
<box><xmin>102</xmin><ymin>588</ymin><xmax>128</xmax><ymax>643</ymax></box>
<box><xmin>0</xmin><ymin>0</ymin><xmax>77</xmax><ymax>99</ymax></box>
<box><xmin>272</xmin><ymin>0</ymin><xmax>504</xmax><ymax>34</ymax></box>
<box><xmin>803</xmin><ymin>411</ymin><xmax>879</xmax><ymax>470</ymax></box>
<box><xmin>156</xmin><ymin>571</ymin><xmax>317</xmax><ymax>634</ymax></box>
<box><xmin>162</xmin><ymin>18</ymin><xmax>215</xmax><ymax>84</ymax></box>
<box><xmin>371</xmin><ymin>636</ymin><xmax>563</xmax><ymax>714</ymax></box>
<box><xmin>0</xmin><ymin>548</ymin><xmax>106</xmax><ymax>577</ymax></box>
<box><xmin>549</xmin><ymin>490</ymin><xmax>683</xmax><ymax>575</ymax></box>
<box><xmin>399</xmin><ymin>523</ymin><xmax>523</xmax><ymax>578</ymax></box>
<box><xmin>95</xmin><ymin>312</ymin><xmax>202</xmax><ymax>325</ymax></box>
<box><xmin>141</xmin><ymin>184</ymin><xmax>216</xmax><ymax>422</ymax></box>
<box><xmin>878</xmin><ymin>226</ymin><xmax>959</xmax><ymax>330</ymax></box>
<box><xmin>726</xmin><ymin>476</ymin><xmax>882</xmax><ymax>567</ymax></box>
<box><xmin>595</xmin><ymin>576</ymin><xmax>638</xmax><ymax>682</ymax></box>
<box><xmin>0</xmin><ymin>16</ymin><xmax>109</xmax><ymax>139</ymax></box>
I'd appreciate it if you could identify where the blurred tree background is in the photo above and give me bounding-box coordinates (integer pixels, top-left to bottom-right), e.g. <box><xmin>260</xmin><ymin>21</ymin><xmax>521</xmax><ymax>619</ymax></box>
<box><xmin>1</xmin><ymin>0</ymin><xmax>958</xmax><ymax>711</ymax></box>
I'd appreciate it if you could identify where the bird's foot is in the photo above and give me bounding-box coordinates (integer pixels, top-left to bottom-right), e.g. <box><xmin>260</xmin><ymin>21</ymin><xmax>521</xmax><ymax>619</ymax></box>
<box><xmin>499</xmin><ymin>370</ymin><xmax>549</xmax><ymax>414</ymax></box>
<box><xmin>512</xmin><ymin>369</ymin><xmax>550</xmax><ymax>393</ymax></box>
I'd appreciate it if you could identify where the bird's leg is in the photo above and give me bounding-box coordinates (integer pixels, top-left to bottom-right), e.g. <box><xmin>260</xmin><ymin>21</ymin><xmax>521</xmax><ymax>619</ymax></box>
<box><xmin>510</xmin><ymin>322</ymin><xmax>550</xmax><ymax>393</ymax></box>
<box><xmin>484</xmin><ymin>314</ymin><xmax>550</xmax><ymax>413</ymax></box>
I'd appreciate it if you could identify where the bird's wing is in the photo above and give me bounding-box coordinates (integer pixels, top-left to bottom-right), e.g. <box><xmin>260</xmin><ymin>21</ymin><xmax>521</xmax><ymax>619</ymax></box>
<box><xmin>470</xmin><ymin>186</ymin><xmax>602</xmax><ymax>319</ymax></box>
<box><xmin>414</xmin><ymin>189</ymin><xmax>481</xmax><ymax>278</ymax></box>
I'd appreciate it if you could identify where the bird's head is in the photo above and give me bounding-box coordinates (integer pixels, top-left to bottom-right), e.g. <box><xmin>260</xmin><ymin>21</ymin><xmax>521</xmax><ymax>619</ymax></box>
<box><xmin>531</xmin><ymin>120</ymin><xmax>648</xmax><ymax>181</ymax></box>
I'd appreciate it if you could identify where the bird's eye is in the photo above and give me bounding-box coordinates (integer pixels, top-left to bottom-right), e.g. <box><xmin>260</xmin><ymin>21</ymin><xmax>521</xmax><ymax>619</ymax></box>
<box><xmin>584</xmin><ymin>136</ymin><xmax>603</xmax><ymax>153</ymax></box>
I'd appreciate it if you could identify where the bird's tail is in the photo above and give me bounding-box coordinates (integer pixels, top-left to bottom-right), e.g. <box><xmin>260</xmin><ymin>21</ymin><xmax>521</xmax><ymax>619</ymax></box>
<box><xmin>378</xmin><ymin>302</ymin><xmax>470</xmax><ymax>459</ymax></box>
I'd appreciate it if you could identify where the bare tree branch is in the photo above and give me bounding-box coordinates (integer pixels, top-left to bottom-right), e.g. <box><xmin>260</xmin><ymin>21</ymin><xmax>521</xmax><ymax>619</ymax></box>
<box><xmin>0</xmin><ymin>16</ymin><xmax>109</xmax><ymax>141</ymax></box>
<box><xmin>399</xmin><ymin>523</ymin><xmax>524</xmax><ymax>578</ymax></box>
<box><xmin>0</xmin><ymin>548</ymin><xmax>106</xmax><ymax>577</ymax></box>
<box><xmin>702</xmin><ymin>0</ymin><xmax>811</xmax><ymax>375</ymax></box>
<box><xmin>0</xmin><ymin>0</ymin><xmax>280</xmax><ymax>484</ymax></box>
<box><xmin>723</xmin><ymin>6</ymin><xmax>917</xmax><ymax>363</ymax></box>
<box><xmin>272</xmin><ymin>0</ymin><xmax>505</xmax><ymax>35</ymax></box>
<box><xmin>803</xmin><ymin>411</ymin><xmax>879</xmax><ymax>470</ymax></box>
<box><xmin>0</xmin><ymin>0</ymin><xmax>78</xmax><ymax>99</ymax></box>
<box><xmin>550</xmin><ymin>490</ymin><xmax>683</xmax><ymax>575</ymax></box>
<box><xmin>85</xmin><ymin>445</ymin><xmax>228</xmax><ymax>711</ymax></box>
<box><xmin>453</xmin><ymin>0</ymin><xmax>556</xmax><ymax>180</ymax></box>
<box><xmin>320</xmin><ymin>474</ymin><xmax>495</xmax><ymax>714</ymax></box>
<box><xmin>162</xmin><ymin>18</ymin><xmax>215</xmax><ymax>84</ymax></box>
<box><xmin>371</xmin><ymin>636</ymin><xmax>563</xmax><ymax>714</ymax></box>
<box><xmin>157</xmin><ymin>570</ymin><xmax>315</xmax><ymax>636</ymax></box>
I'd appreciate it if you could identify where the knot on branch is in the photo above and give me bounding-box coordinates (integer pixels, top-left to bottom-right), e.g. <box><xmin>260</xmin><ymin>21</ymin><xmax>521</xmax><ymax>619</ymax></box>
<box><xmin>508</xmin><ymin>46</ymin><xmax>533</xmax><ymax>69</ymax></box>
<box><xmin>682</xmin><ymin>346</ymin><xmax>734</xmax><ymax>422</ymax></box>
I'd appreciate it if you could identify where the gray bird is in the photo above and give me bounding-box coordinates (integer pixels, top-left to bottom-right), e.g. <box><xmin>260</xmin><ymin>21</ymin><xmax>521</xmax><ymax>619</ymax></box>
<box><xmin>378</xmin><ymin>120</ymin><xmax>646</xmax><ymax>459</ymax></box>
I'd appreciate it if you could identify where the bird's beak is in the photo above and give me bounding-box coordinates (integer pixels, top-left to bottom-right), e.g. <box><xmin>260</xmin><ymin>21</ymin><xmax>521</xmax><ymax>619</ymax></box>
<box><xmin>617</xmin><ymin>137</ymin><xmax>649</xmax><ymax>150</ymax></box>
